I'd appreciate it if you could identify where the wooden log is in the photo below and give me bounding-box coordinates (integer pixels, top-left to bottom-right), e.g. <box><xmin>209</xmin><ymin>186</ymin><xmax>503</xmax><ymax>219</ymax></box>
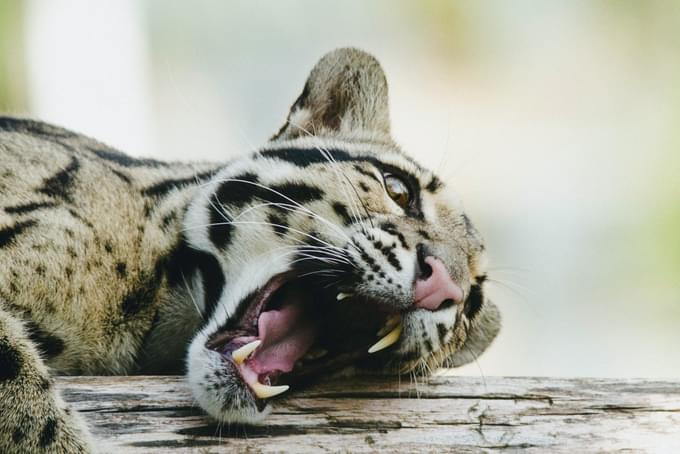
<box><xmin>56</xmin><ymin>375</ymin><xmax>680</xmax><ymax>453</ymax></box>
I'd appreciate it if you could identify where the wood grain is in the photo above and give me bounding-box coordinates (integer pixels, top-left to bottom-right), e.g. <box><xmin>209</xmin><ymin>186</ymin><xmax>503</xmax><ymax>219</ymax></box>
<box><xmin>56</xmin><ymin>375</ymin><xmax>680</xmax><ymax>453</ymax></box>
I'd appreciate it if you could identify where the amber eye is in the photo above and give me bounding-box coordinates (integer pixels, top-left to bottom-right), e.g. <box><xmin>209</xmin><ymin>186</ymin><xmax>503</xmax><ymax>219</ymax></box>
<box><xmin>384</xmin><ymin>173</ymin><xmax>411</xmax><ymax>209</ymax></box>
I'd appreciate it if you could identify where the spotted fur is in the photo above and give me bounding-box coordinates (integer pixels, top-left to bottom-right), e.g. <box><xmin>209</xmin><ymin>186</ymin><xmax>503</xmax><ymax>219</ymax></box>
<box><xmin>0</xmin><ymin>48</ymin><xmax>500</xmax><ymax>451</ymax></box>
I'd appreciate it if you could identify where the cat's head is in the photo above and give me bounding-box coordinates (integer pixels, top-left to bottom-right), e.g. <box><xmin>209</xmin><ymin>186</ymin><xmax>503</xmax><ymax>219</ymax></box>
<box><xmin>184</xmin><ymin>48</ymin><xmax>500</xmax><ymax>422</ymax></box>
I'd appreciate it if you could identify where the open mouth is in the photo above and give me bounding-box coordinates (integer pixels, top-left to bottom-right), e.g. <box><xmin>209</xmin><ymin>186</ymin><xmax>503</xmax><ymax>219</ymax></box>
<box><xmin>205</xmin><ymin>272</ymin><xmax>402</xmax><ymax>403</ymax></box>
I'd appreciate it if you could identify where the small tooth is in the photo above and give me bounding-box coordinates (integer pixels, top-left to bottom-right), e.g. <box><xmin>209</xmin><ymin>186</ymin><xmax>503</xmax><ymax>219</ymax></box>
<box><xmin>303</xmin><ymin>348</ymin><xmax>328</xmax><ymax>361</ymax></box>
<box><xmin>231</xmin><ymin>340</ymin><xmax>261</xmax><ymax>364</ymax></box>
<box><xmin>377</xmin><ymin>314</ymin><xmax>401</xmax><ymax>336</ymax></box>
<box><xmin>368</xmin><ymin>322</ymin><xmax>402</xmax><ymax>354</ymax></box>
<box><xmin>336</xmin><ymin>292</ymin><xmax>352</xmax><ymax>301</ymax></box>
<box><xmin>251</xmin><ymin>382</ymin><xmax>290</xmax><ymax>399</ymax></box>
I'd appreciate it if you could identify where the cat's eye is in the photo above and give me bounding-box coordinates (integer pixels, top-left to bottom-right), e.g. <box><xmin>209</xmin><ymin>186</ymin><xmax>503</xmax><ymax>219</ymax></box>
<box><xmin>384</xmin><ymin>173</ymin><xmax>412</xmax><ymax>209</ymax></box>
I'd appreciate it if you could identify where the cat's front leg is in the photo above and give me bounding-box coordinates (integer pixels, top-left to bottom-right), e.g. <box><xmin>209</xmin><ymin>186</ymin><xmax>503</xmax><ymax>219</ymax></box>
<box><xmin>0</xmin><ymin>305</ymin><xmax>92</xmax><ymax>454</ymax></box>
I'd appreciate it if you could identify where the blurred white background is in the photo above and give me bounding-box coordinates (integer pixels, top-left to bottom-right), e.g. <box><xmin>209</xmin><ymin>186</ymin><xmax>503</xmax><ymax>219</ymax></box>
<box><xmin>2</xmin><ymin>1</ymin><xmax>679</xmax><ymax>378</ymax></box>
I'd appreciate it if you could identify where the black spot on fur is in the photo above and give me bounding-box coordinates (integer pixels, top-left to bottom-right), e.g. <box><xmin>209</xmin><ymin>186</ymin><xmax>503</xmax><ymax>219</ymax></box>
<box><xmin>39</xmin><ymin>375</ymin><xmax>52</xmax><ymax>391</ymax></box>
<box><xmin>0</xmin><ymin>338</ymin><xmax>22</xmax><ymax>381</ymax></box>
<box><xmin>112</xmin><ymin>169</ymin><xmax>132</xmax><ymax>183</ymax></box>
<box><xmin>437</xmin><ymin>323</ymin><xmax>449</xmax><ymax>344</ymax></box>
<box><xmin>66</xmin><ymin>208</ymin><xmax>94</xmax><ymax>228</ymax></box>
<box><xmin>161</xmin><ymin>211</ymin><xmax>177</xmax><ymax>229</ymax></box>
<box><xmin>87</xmin><ymin>145</ymin><xmax>167</xmax><ymax>168</ymax></box>
<box><xmin>35</xmin><ymin>265</ymin><xmax>46</xmax><ymax>276</ymax></box>
<box><xmin>104</xmin><ymin>241</ymin><xmax>113</xmax><ymax>253</ymax></box>
<box><xmin>267</xmin><ymin>213</ymin><xmax>288</xmax><ymax>236</ymax></box>
<box><xmin>0</xmin><ymin>220</ymin><xmax>37</xmax><ymax>248</ymax></box>
<box><xmin>359</xmin><ymin>181</ymin><xmax>370</xmax><ymax>192</ymax></box>
<box><xmin>12</xmin><ymin>426</ymin><xmax>25</xmax><ymax>443</ymax></box>
<box><xmin>417</xmin><ymin>229</ymin><xmax>431</xmax><ymax>240</ymax></box>
<box><xmin>377</xmin><ymin>244</ymin><xmax>402</xmax><ymax>271</ymax></box>
<box><xmin>38</xmin><ymin>156</ymin><xmax>80</xmax><ymax>203</ymax></box>
<box><xmin>381</xmin><ymin>222</ymin><xmax>409</xmax><ymax>250</ymax></box>
<box><xmin>439</xmin><ymin>299</ymin><xmax>455</xmax><ymax>310</ymax></box>
<box><xmin>465</xmin><ymin>284</ymin><xmax>484</xmax><ymax>320</ymax></box>
<box><xmin>141</xmin><ymin>170</ymin><xmax>217</xmax><ymax>198</ymax></box>
<box><xmin>65</xmin><ymin>266</ymin><xmax>73</xmax><ymax>278</ymax></box>
<box><xmin>66</xmin><ymin>246</ymin><xmax>76</xmax><ymax>258</ymax></box>
<box><xmin>332</xmin><ymin>202</ymin><xmax>352</xmax><ymax>225</ymax></box>
<box><xmin>165</xmin><ymin>237</ymin><xmax>226</xmax><ymax>326</ymax></box>
<box><xmin>39</xmin><ymin>418</ymin><xmax>58</xmax><ymax>447</ymax></box>
<box><xmin>425</xmin><ymin>176</ymin><xmax>443</xmax><ymax>193</ymax></box>
<box><xmin>121</xmin><ymin>264</ymin><xmax>164</xmax><ymax>317</ymax></box>
<box><xmin>116</xmin><ymin>262</ymin><xmax>127</xmax><ymax>278</ymax></box>
<box><xmin>25</xmin><ymin>322</ymin><xmax>65</xmax><ymax>359</ymax></box>
<box><xmin>4</xmin><ymin>201</ymin><xmax>58</xmax><ymax>214</ymax></box>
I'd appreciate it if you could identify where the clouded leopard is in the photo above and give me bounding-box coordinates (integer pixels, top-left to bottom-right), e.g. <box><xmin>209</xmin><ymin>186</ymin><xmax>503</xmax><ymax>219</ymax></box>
<box><xmin>0</xmin><ymin>48</ymin><xmax>500</xmax><ymax>452</ymax></box>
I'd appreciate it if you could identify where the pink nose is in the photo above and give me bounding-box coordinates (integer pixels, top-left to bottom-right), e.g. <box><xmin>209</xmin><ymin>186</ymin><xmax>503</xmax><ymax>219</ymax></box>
<box><xmin>414</xmin><ymin>256</ymin><xmax>464</xmax><ymax>310</ymax></box>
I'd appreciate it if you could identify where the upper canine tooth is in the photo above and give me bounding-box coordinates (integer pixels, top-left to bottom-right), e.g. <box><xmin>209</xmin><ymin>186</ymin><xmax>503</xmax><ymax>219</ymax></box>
<box><xmin>377</xmin><ymin>314</ymin><xmax>401</xmax><ymax>336</ymax></box>
<box><xmin>232</xmin><ymin>340</ymin><xmax>261</xmax><ymax>364</ymax></box>
<box><xmin>336</xmin><ymin>292</ymin><xmax>352</xmax><ymax>301</ymax></box>
<box><xmin>368</xmin><ymin>322</ymin><xmax>402</xmax><ymax>354</ymax></box>
<box><xmin>251</xmin><ymin>382</ymin><xmax>290</xmax><ymax>399</ymax></box>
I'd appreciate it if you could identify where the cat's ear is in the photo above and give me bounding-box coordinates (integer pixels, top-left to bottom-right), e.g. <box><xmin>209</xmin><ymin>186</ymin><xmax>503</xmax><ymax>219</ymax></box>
<box><xmin>271</xmin><ymin>48</ymin><xmax>391</xmax><ymax>141</ymax></box>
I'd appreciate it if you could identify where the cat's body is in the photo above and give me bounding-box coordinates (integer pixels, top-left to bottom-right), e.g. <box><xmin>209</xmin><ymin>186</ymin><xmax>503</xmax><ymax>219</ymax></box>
<box><xmin>0</xmin><ymin>49</ymin><xmax>500</xmax><ymax>453</ymax></box>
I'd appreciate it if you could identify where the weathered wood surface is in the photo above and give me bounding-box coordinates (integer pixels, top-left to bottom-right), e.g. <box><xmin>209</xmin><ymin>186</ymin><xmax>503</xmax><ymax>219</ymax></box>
<box><xmin>56</xmin><ymin>375</ymin><xmax>680</xmax><ymax>453</ymax></box>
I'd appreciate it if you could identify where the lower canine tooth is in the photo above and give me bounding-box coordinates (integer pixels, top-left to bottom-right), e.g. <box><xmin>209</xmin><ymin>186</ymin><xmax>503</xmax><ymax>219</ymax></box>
<box><xmin>336</xmin><ymin>292</ymin><xmax>352</xmax><ymax>301</ymax></box>
<box><xmin>251</xmin><ymin>382</ymin><xmax>290</xmax><ymax>399</ymax></box>
<box><xmin>232</xmin><ymin>340</ymin><xmax>261</xmax><ymax>364</ymax></box>
<box><xmin>368</xmin><ymin>322</ymin><xmax>402</xmax><ymax>354</ymax></box>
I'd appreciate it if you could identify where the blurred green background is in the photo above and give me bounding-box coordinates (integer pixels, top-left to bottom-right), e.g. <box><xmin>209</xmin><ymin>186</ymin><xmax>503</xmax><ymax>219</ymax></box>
<box><xmin>1</xmin><ymin>0</ymin><xmax>679</xmax><ymax>377</ymax></box>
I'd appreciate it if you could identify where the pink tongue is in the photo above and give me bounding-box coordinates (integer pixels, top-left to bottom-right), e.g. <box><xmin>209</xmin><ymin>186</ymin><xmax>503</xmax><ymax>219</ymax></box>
<box><xmin>248</xmin><ymin>302</ymin><xmax>317</xmax><ymax>375</ymax></box>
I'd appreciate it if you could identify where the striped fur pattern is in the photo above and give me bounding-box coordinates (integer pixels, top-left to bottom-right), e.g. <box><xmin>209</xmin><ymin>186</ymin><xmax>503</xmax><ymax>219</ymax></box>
<box><xmin>0</xmin><ymin>48</ymin><xmax>500</xmax><ymax>451</ymax></box>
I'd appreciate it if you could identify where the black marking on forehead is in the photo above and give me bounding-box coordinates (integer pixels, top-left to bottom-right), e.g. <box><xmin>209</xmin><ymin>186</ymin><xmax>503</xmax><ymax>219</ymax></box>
<box><xmin>209</xmin><ymin>174</ymin><xmax>324</xmax><ymax>250</ymax></box>
<box><xmin>4</xmin><ymin>201</ymin><xmax>58</xmax><ymax>214</ymax></box>
<box><xmin>425</xmin><ymin>175</ymin><xmax>443</xmax><ymax>193</ymax></box>
<box><xmin>166</xmin><ymin>237</ymin><xmax>226</xmax><ymax>328</ymax></box>
<box><xmin>87</xmin><ymin>145</ymin><xmax>168</xmax><ymax>168</ymax></box>
<box><xmin>258</xmin><ymin>147</ymin><xmax>353</xmax><ymax>167</ymax></box>
<box><xmin>359</xmin><ymin>181</ymin><xmax>370</xmax><ymax>192</ymax></box>
<box><xmin>38</xmin><ymin>156</ymin><xmax>80</xmax><ymax>203</ymax></box>
<box><xmin>353</xmin><ymin>164</ymin><xmax>381</xmax><ymax>183</ymax></box>
<box><xmin>141</xmin><ymin>170</ymin><xmax>217</xmax><ymax>198</ymax></box>
<box><xmin>0</xmin><ymin>220</ymin><xmax>37</xmax><ymax>248</ymax></box>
